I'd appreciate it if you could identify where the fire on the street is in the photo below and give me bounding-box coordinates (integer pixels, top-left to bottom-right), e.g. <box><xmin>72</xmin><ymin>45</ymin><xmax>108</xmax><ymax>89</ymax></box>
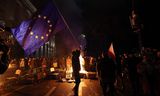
<box><xmin>79</xmin><ymin>55</ymin><xmax>87</xmax><ymax>74</ymax></box>
<box><xmin>66</xmin><ymin>54</ymin><xmax>88</xmax><ymax>79</ymax></box>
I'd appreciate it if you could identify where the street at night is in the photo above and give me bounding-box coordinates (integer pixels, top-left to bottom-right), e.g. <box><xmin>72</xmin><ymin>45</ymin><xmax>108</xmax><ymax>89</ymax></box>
<box><xmin>1</xmin><ymin>0</ymin><xmax>160</xmax><ymax>96</ymax></box>
<box><xmin>0</xmin><ymin>78</ymin><xmax>101</xmax><ymax>96</ymax></box>
<box><xmin>0</xmin><ymin>70</ymin><xmax>138</xmax><ymax>96</ymax></box>
<box><xmin>0</xmin><ymin>65</ymin><xmax>102</xmax><ymax>96</ymax></box>
<box><xmin>0</xmin><ymin>62</ymin><xmax>159</xmax><ymax>96</ymax></box>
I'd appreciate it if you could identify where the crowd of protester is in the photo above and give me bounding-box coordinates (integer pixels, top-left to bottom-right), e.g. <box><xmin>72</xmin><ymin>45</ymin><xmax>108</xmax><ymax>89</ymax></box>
<box><xmin>5</xmin><ymin>57</ymin><xmax>60</xmax><ymax>84</ymax></box>
<box><xmin>96</xmin><ymin>48</ymin><xmax>160</xmax><ymax>96</ymax></box>
<box><xmin>1</xmin><ymin>44</ymin><xmax>160</xmax><ymax>96</ymax></box>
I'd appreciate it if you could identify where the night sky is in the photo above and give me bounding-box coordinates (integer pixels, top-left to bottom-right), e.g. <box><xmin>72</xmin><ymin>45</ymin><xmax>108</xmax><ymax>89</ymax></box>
<box><xmin>74</xmin><ymin>0</ymin><xmax>160</xmax><ymax>56</ymax></box>
<box><xmin>74</xmin><ymin>0</ymin><xmax>137</xmax><ymax>56</ymax></box>
<box><xmin>52</xmin><ymin>0</ymin><xmax>138</xmax><ymax>57</ymax></box>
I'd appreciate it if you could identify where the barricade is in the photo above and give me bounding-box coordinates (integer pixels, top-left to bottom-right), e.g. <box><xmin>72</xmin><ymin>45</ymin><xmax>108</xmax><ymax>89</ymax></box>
<box><xmin>4</xmin><ymin>69</ymin><xmax>27</xmax><ymax>89</ymax></box>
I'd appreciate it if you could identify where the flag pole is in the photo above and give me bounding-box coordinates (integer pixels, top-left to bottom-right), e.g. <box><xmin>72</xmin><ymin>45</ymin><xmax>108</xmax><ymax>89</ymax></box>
<box><xmin>52</xmin><ymin>0</ymin><xmax>80</xmax><ymax>48</ymax></box>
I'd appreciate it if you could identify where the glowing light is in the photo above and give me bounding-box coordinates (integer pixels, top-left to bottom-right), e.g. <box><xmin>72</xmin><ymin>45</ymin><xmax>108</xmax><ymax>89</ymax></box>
<box><xmin>15</xmin><ymin>69</ymin><xmax>21</xmax><ymax>75</ymax></box>
<box><xmin>81</xmin><ymin>34</ymin><xmax>86</xmax><ymax>38</ymax></box>
<box><xmin>46</xmin><ymin>34</ymin><xmax>49</xmax><ymax>37</ymax></box>
<box><xmin>47</xmin><ymin>20</ymin><xmax>50</xmax><ymax>23</ymax></box>
<box><xmin>50</xmin><ymin>67</ymin><xmax>55</xmax><ymax>72</ymax></box>
<box><xmin>43</xmin><ymin>16</ymin><xmax>47</xmax><ymax>19</ymax></box>
<box><xmin>65</xmin><ymin>54</ymin><xmax>87</xmax><ymax>79</ymax></box>
<box><xmin>49</xmin><ymin>24</ymin><xmax>52</xmax><ymax>27</ymax></box>
<box><xmin>66</xmin><ymin>56</ymin><xmax>73</xmax><ymax>79</ymax></box>
<box><xmin>38</xmin><ymin>15</ymin><xmax>41</xmax><ymax>18</ymax></box>
<box><xmin>30</xmin><ymin>31</ymin><xmax>33</xmax><ymax>35</ymax></box>
<box><xmin>41</xmin><ymin>36</ymin><xmax>44</xmax><ymax>40</ymax></box>
<box><xmin>108</xmin><ymin>43</ymin><xmax>116</xmax><ymax>60</ymax></box>
<box><xmin>35</xmin><ymin>35</ymin><xmax>38</xmax><ymax>39</ymax></box>
<box><xmin>79</xmin><ymin>55</ymin><xmax>87</xmax><ymax>73</ymax></box>
<box><xmin>53</xmin><ymin>62</ymin><xmax>58</xmax><ymax>67</ymax></box>
<box><xmin>8</xmin><ymin>64</ymin><xmax>12</xmax><ymax>68</ymax></box>
<box><xmin>49</xmin><ymin>29</ymin><xmax>52</xmax><ymax>32</ymax></box>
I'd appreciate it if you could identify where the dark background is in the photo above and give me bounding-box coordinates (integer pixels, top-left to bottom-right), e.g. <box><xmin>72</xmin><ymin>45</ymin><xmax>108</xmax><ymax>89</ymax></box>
<box><xmin>0</xmin><ymin>0</ymin><xmax>159</xmax><ymax>57</ymax></box>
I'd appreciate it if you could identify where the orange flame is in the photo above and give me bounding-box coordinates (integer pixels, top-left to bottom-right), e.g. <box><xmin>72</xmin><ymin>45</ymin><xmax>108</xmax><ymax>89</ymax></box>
<box><xmin>79</xmin><ymin>55</ymin><xmax>87</xmax><ymax>74</ymax></box>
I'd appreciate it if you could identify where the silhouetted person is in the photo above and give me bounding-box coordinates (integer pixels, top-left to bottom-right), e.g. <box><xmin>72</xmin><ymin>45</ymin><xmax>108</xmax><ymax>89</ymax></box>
<box><xmin>72</xmin><ymin>49</ymin><xmax>81</xmax><ymax>96</ymax></box>
<box><xmin>97</xmin><ymin>52</ymin><xmax>116</xmax><ymax>96</ymax></box>
<box><xmin>126</xmin><ymin>53</ymin><xmax>142</xmax><ymax>96</ymax></box>
<box><xmin>0</xmin><ymin>39</ymin><xmax>9</xmax><ymax>74</ymax></box>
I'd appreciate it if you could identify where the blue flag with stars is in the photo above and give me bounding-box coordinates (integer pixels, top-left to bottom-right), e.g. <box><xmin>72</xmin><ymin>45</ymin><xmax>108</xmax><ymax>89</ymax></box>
<box><xmin>11</xmin><ymin>0</ymin><xmax>65</xmax><ymax>56</ymax></box>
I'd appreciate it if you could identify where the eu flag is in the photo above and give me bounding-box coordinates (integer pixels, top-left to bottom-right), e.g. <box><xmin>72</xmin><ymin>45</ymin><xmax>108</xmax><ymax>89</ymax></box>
<box><xmin>11</xmin><ymin>0</ymin><xmax>65</xmax><ymax>56</ymax></box>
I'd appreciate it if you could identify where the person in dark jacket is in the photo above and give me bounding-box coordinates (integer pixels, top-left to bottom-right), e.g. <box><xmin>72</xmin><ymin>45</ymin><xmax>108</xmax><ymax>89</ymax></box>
<box><xmin>97</xmin><ymin>52</ymin><xmax>116</xmax><ymax>96</ymax></box>
<box><xmin>72</xmin><ymin>49</ymin><xmax>81</xmax><ymax>96</ymax></box>
<box><xmin>126</xmin><ymin>53</ymin><xmax>142</xmax><ymax>96</ymax></box>
<box><xmin>0</xmin><ymin>38</ymin><xmax>9</xmax><ymax>74</ymax></box>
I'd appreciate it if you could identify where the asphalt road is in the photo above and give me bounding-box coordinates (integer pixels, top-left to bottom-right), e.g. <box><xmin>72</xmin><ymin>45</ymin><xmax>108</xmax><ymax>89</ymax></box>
<box><xmin>0</xmin><ymin>79</ymin><xmax>102</xmax><ymax>96</ymax></box>
<box><xmin>1</xmin><ymin>64</ymin><xmax>160</xmax><ymax>96</ymax></box>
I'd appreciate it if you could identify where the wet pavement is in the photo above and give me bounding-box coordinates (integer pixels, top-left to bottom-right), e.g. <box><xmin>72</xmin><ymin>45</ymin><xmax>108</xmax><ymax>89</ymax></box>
<box><xmin>0</xmin><ymin>64</ymin><xmax>160</xmax><ymax>96</ymax></box>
